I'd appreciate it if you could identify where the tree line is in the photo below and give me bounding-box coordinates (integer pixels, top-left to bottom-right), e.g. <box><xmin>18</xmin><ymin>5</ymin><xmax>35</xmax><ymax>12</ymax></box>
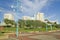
<box><xmin>4</xmin><ymin>19</ymin><xmax>60</xmax><ymax>29</ymax></box>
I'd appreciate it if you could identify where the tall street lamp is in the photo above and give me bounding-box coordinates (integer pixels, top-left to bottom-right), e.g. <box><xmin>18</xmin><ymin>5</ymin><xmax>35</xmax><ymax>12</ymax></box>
<box><xmin>15</xmin><ymin>0</ymin><xmax>19</xmax><ymax>38</ymax></box>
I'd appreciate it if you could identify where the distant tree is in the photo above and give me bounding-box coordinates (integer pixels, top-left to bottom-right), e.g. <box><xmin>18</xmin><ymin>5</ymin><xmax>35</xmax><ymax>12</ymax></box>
<box><xmin>18</xmin><ymin>19</ymin><xmax>25</xmax><ymax>28</ymax></box>
<box><xmin>4</xmin><ymin>19</ymin><xmax>10</xmax><ymax>25</ymax></box>
<box><xmin>45</xmin><ymin>19</ymin><xmax>49</xmax><ymax>22</ymax></box>
<box><xmin>18</xmin><ymin>19</ymin><xmax>46</xmax><ymax>29</ymax></box>
<box><xmin>4</xmin><ymin>19</ymin><xmax>16</xmax><ymax>27</ymax></box>
<box><xmin>54</xmin><ymin>22</ymin><xmax>57</xmax><ymax>24</ymax></box>
<box><xmin>57</xmin><ymin>24</ymin><xmax>60</xmax><ymax>28</ymax></box>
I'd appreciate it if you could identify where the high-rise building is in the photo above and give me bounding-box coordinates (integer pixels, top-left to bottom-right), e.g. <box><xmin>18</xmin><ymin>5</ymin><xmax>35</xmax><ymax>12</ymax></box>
<box><xmin>4</xmin><ymin>13</ymin><xmax>14</xmax><ymax>20</ymax></box>
<box><xmin>22</xmin><ymin>16</ymin><xmax>31</xmax><ymax>20</ymax></box>
<box><xmin>23</xmin><ymin>16</ymin><xmax>35</xmax><ymax>20</ymax></box>
<box><xmin>36</xmin><ymin>12</ymin><xmax>44</xmax><ymax>21</ymax></box>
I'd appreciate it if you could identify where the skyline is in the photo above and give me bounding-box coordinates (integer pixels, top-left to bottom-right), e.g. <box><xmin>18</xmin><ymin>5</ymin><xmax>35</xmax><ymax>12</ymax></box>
<box><xmin>0</xmin><ymin>0</ymin><xmax>60</xmax><ymax>23</ymax></box>
<box><xmin>22</xmin><ymin>12</ymin><xmax>44</xmax><ymax>21</ymax></box>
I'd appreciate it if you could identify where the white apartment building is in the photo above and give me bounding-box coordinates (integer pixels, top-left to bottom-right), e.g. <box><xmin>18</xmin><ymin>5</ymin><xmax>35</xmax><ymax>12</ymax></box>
<box><xmin>36</xmin><ymin>12</ymin><xmax>44</xmax><ymax>21</ymax></box>
<box><xmin>4</xmin><ymin>13</ymin><xmax>14</xmax><ymax>20</ymax></box>
<box><xmin>22</xmin><ymin>16</ymin><xmax>31</xmax><ymax>20</ymax></box>
<box><xmin>23</xmin><ymin>16</ymin><xmax>35</xmax><ymax>20</ymax></box>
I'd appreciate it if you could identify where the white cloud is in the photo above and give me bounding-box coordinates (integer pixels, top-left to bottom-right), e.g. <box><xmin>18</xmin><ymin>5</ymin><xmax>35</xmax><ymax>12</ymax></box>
<box><xmin>19</xmin><ymin>0</ymin><xmax>50</xmax><ymax>15</ymax></box>
<box><xmin>9</xmin><ymin>0</ymin><xmax>54</xmax><ymax>18</ymax></box>
<box><xmin>11</xmin><ymin>5</ymin><xmax>14</xmax><ymax>8</ymax></box>
<box><xmin>47</xmin><ymin>15</ymin><xmax>56</xmax><ymax>19</ymax></box>
<box><xmin>0</xmin><ymin>7</ymin><xmax>4</xmax><ymax>12</ymax></box>
<box><xmin>5</xmin><ymin>0</ymin><xmax>54</xmax><ymax>20</ymax></box>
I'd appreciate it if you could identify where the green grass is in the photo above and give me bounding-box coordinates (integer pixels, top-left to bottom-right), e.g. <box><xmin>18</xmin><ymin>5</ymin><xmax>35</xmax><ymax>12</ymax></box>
<box><xmin>1</xmin><ymin>27</ymin><xmax>60</xmax><ymax>33</ymax></box>
<box><xmin>0</xmin><ymin>27</ymin><xmax>59</xmax><ymax>36</ymax></box>
<box><xmin>0</xmin><ymin>32</ymin><xmax>4</xmax><ymax>36</ymax></box>
<box><xmin>3</xmin><ymin>27</ymin><xmax>16</xmax><ymax>32</ymax></box>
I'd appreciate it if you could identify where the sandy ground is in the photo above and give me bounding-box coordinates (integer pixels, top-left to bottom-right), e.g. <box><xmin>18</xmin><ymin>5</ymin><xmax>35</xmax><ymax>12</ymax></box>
<box><xmin>0</xmin><ymin>31</ymin><xmax>60</xmax><ymax>40</ymax></box>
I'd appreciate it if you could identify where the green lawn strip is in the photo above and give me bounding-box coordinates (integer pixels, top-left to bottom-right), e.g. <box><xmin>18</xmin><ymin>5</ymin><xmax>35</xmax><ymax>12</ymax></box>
<box><xmin>0</xmin><ymin>31</ymin><xmax>4</xmax><ymax>36</ymax></box>
<box><xmin>2</xmin><ymin>27</ymin><xmax>60</xmax><ymax>33</ymax></box>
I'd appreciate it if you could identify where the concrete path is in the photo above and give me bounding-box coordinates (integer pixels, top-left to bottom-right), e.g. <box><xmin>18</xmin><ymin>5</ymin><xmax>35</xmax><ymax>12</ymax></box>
<box><xmin>0</xmin><ymin>31</ymin><xmax>60</xmax><ymax>40</ymax></box>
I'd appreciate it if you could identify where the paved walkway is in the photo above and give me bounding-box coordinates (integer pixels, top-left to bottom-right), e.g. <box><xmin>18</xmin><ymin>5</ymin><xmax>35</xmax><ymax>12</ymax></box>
<box><xmin>0</xmin><ymin>31</ymin><xmax>60</xmax><ymax>40</ymax></box>
<box><xmin>28</xmin><ymin>31</ymin><xmax>60</xmax><ymax>40</ymax></box>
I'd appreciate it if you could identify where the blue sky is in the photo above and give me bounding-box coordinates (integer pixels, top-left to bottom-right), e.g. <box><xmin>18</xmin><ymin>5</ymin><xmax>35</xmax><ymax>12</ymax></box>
<box><xmin>0</xmin><ymin>0</ymin><xmax>60</xmax><ymax>23</ymax></box>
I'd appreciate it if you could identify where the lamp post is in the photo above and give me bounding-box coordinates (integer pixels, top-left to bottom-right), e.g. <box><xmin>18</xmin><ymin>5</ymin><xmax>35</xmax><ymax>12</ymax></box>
<box><xmin>16</xmin><ymin>0</ymin><xmax>19</xmax><ymax>38</ymax></box>
<box><xmin>45</xmin><ymin>21</ymin><xmax>48</xmax><ymax>31</ymax></box>
<box><xmin>50</xmin><ymin>24</ymin><xmax>53</xmax><ymax>31</ymax></box>
<box><xmin>10</xmin><ymin>0</ymin><xmax>23</xmax><ymax>39</ymax></box>
<box><xmin>13</xmin><ymin>0</ymin><xmax>23</xmax><ymax>39</ymax></box>
<box><xmin>48</xmin><ymin>24</ymin><xmax>53</xmax><ymax>31</ymax></box>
